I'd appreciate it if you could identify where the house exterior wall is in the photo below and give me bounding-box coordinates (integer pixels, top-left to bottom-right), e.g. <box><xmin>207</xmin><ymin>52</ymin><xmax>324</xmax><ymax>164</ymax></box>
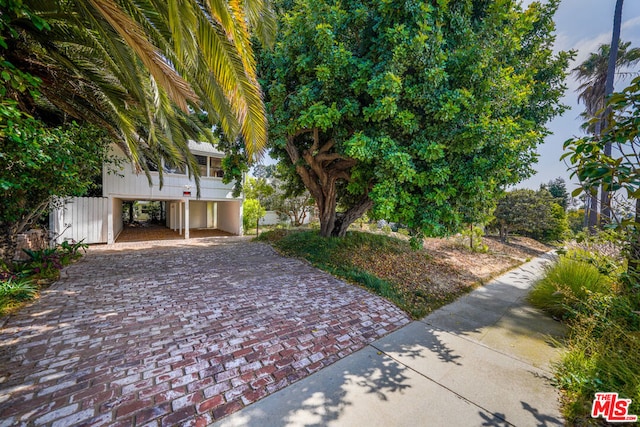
<box><xmin>50</xmin><ymin>197</ymin><xmax>109</xmax><ymax>244</ymax></box>
<box><xmin>103</xmin><ymin>144</ymin><xmax>239</xmax><ymax>201</ymax></box>
<box><xmin>102</xmin><ymin>143</ymin><xmax>243</xmax><ymax>241</ymax></box>
<box><xmin>217</xmin><ymin>202</ymin><xmax>241</xmax><ymax>235</ymax></box>
<box><xmin>189</xmin><ymin>201</ymin><xmax>208</xmax><ymax>229</ymax></box>
<box><xmin>112</xmin><ymin>197</ymin><xmax>123</xmax><ymax>240</ymax></box>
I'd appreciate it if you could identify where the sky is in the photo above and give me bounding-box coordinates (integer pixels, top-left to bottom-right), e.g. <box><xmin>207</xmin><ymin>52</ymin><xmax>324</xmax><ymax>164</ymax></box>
<box><xmin>518</xmin><ymin>0</ymin><xmax>640</xmax><ymax>192</ymax></box>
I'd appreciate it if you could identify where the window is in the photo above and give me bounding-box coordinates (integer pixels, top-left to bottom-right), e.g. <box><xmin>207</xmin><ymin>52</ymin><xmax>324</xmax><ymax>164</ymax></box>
<box><xmin>146</xmin><ymin>158</ymin><xmax>159</xmax><ymax>172</ymax></box>
<box><xmin>195</xmin><ymin>155</ymin><xmax>208</xmax><ymax>177</ymax></box>
<box><xmin>163</xmin><ymin>162</ymin><xmax>186</xmax><ymax>175</ymax></box>
<box><xmin>209</xmin><ymin>157</ymin><xmax>224</xmax><ymax>178</ymax></box>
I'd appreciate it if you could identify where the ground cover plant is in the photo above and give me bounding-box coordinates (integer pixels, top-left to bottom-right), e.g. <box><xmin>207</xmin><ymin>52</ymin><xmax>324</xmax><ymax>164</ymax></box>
<box><xmin>0</xmin><ymin>240</ymin><xmax>87</xmax><ymax>317</ymax></box>
<box><xmin>257</xmin><ymin>229</ymin><xmax>551</xmax><ymax>318</ymax></box>
<box><xmin>529</xmin><ymin>232</ymin><xmax>640</xmax><ymax>425</ymax></box>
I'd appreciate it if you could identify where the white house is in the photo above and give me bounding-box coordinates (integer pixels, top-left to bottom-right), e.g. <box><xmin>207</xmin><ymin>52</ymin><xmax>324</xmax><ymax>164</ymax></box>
<box><xmin>50</xmin><ymin>141</ymin><xmax>243</xmax><ymax>245</ymax></box>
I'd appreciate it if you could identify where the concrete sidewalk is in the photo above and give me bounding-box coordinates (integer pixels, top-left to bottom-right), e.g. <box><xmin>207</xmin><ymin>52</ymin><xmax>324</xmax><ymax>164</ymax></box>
<box><xmin>214</xmin><ymin>253</ymin><xmax>566</xmax><ymax>427</ymax></box>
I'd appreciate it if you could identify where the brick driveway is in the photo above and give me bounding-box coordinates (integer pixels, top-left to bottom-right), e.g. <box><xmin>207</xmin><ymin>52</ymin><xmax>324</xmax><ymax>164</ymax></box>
<box><xmin>0</xmin><ymin>238</ymin><xmax>409</xmax><ymax>426</ymax></box>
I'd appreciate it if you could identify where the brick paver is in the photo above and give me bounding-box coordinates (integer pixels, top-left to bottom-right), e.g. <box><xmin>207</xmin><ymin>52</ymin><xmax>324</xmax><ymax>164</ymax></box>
<box><xmin>0</xmin><ymin>238</ymin><xmax>410</xmax><ymax>426</ymax></box>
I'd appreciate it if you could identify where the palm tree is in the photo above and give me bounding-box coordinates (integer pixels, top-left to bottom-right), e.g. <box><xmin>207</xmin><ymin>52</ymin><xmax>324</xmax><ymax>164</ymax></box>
<box><xmin>573</xmin><ymin>41</ymin><xmax>640</xmax><ymax>133</ymax></box>
<box><xmin>3</xmin><ymin>0</ymin><xmax>275</xmax><ymax>177</ymax></box>
<box><xmin>601</xmin><ymin>0</ymin><xmax>625</xmax><ymax>224</ymax></box>
<box><xmin>572</xmin><ymin>39</ymin><xmax>640</xmax><ymax>228</ymax></box>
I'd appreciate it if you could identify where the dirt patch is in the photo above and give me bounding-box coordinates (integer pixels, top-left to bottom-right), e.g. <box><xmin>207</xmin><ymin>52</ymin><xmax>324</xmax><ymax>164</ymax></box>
<box><xmin>423</xmin><ymin>235</ymin><xmax>552</xmax><ymax>281</ymax></box>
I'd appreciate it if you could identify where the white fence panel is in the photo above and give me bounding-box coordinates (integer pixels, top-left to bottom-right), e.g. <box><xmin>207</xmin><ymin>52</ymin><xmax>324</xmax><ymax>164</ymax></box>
<box><xmin>51</xmin><ymin>197</ymin><xmax>108</xmax><ymax>244</ymax></box>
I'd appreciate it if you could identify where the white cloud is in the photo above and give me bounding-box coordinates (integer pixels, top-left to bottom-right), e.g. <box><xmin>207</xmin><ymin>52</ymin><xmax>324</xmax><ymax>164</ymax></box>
<box><xmin>622</xmin><ymin>15</ymin><xmax>640</xmax><ymax>31</ymax></box>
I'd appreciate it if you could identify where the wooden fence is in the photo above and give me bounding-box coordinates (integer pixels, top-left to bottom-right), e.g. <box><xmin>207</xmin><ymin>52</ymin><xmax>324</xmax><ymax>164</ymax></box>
<box><xmin>50</xmin><ymin>197</ymin><xmax>109</xmax><ymax>244</ymax></box>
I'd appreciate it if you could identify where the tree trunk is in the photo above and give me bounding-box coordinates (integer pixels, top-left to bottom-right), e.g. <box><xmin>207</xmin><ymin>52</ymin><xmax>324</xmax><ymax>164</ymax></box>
<box><xmin>600</xmin><ymin>0</ymin><xmax>624</xmax><ymax>226</ymax></box>
<box><xmin>585</xmin><ymin>192</ymin><xmax>598</xmax><ymax>232</ymax></box>
<box><xmin>127</xmin><ymin>201</ymin><xmax>134</xmax><ymax>223</ymax></box>
<box><xmin>500</xmin><ymin>224</ymin><xmax>510</xmax><ymax>243</ymax></box>
<box><xmin>0</xmin><ymin>224</ymin><xmax>18</xmax><ymax>265</ymax></box>
<box><xmin>284</xmin><ymin>128</ymin><xmax>363</xmax><ymax>238</ymax></box>
<box><xmin>627</xmin><ymin>198</ymin><xmax>640</xmax><ymax>284</ymax></box>
<box><xmin>318</xmin><ymin>184</ymin><xmax>338</xmax><ymax>237</ymax></box>
<box><xmin>332</xmin><ymin>196</ymin><xmax>374</xmax><ymax>237</ymax></box>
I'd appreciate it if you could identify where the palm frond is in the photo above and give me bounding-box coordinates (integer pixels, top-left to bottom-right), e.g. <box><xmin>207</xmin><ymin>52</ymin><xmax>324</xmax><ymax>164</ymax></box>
<box><xmin>86</xmin><ymin>0</ymin><xmax>199</xmax><ymax>112</ymax></box>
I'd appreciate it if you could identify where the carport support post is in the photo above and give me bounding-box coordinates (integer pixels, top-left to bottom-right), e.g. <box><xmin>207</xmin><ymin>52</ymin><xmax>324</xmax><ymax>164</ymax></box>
<box><xmin>185</xmin><ymin>199</ymin><xmax>190</xmax><ymax>239</ymax></box>
<box><xmin>179</xmin><ymin>201</ymin><xmax>182</xmax><ymax>235</ymax></box>
<box><xmin>107</xmin><ymin>196</ymin><xmax>114</xmax><ymax>244</ymax></box>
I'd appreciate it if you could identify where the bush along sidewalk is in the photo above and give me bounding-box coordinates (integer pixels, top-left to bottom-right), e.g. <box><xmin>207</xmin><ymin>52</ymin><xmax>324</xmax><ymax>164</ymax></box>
<box><xmin>0</xmin><ymin>240</ymin><xmax>88</xmax><ymax>317</ymax></box>
<box><xmin>528</xmin><ymin>234</ymin><xmax>639</xmax><ymax>425</ymax></box>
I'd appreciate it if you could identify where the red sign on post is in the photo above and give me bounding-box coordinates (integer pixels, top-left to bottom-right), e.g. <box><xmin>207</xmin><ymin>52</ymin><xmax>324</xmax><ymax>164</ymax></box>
<box><xmin>183</xmin><ymin>191</ymin><xmax>191</xmax><ymax>197</ymax></box>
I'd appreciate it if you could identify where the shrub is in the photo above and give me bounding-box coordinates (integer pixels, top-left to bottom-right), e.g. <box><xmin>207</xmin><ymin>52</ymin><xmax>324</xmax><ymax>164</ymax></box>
<box><xmin>555</xmin><ymin>293</ymin><xmax>640</xmax><ymax>424</ymax></box>
<box><xmin>457</xmin><ymin>225</ymin><xmax>489</xmax><ymax>252</ymax></box>
<box><xmin>59</xmin><ymin>240</ymin><xmax>88</xmax><ymax>265</ymax></box>
<box><xmin>397</xmin><ymin>228</ymin><xmax>409</xmax><ymax>236</ymax></box>
<box><xmin>529</xmin><ymin>257</ymin><xmax>614</xmax><ymax>319</ymax></box>
<box><xmin>564</xmin><ymin>248</ymin><xmax>624</xmax><ymax>278</ymax></box>
<box><xmin>0</xmin><ymin>277</ymin><xmax>37</xmax><ymax>301</ymax></box>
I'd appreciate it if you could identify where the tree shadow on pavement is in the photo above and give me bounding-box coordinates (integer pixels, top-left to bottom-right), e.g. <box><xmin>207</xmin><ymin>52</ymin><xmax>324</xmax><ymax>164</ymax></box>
<box><xmin>215</xmin><ymin>346</ymin><xmax>413</xmax><ymax>427</ymax></box>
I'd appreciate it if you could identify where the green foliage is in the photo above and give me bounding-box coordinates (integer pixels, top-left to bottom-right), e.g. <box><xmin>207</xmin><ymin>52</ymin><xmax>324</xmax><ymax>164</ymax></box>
<box><xmin>59</xmin><ymin>240</ymin><xmax>88</xmax><ymax>264</ymax></box>
<box><xmin>567</xmin><ymin>229</ymin><xmax>626</xmax><ymax>277</ymax></box>
<box><xmin>0</xmin><ymin>99</ymin><xmax>109</xmax><ymax>234</ymax></box>
<box><xmin>492</xmin><ymin>189</ymin><xmax>568</xmax><ymax>242</ymax></box>
<box><xmin>0</xmin><ymin>241</ymin><xmax>87</xmax><ymax>315</ymax></box>
<box><xmin>546</xmin><ymin>203</ymin><xmax>570</xmax><ymax>242</ymax></box>
<box><xmin>564</xmin><ymin>76</ymin><xmax>640</xmax><ymax>203</ymax></box>
<box><xmin>557</xmin><ymin>329</ymin><xmax>640</xmax><ymax>424</ymax></box>
<box><xmin>248</xmin><ymin>163</ymin><xmax>316</xmax><ymax>226</ymax></box>
<box><xmin>21</xmin><ymin>248</ymin><xmax>63</xmax><ymax>281</ymax></box>
<box><xmin>554</xmin><ymin>292</ymin><xmax>640</xmax><ymax>424</ymax></box>
<box><xmin>0</xmin><ymin>277</ymin><xmax>36</xmax><ymax>301</ymax></box>
<box><xmin>243</xmin><ymin>198</ymin><xmax>266</xmax><ymax>233</ymax></box>
<box><xmin>530</xmin><ymin>229</ymin><xmax>639</xmax><ymax>423</ymax></box>
<box><xmin>0</xmin><ymin>62</ymin><xmax>109</xmax><ymax>243</ymax></box>
<box><xmin>244</xmin><ymin>177</ymin><xmax>275</xmax><ymax>208</ymax></box>
<box><xmin>261</xmin><ymin>0</ymin><xmax>571</xmax><ymax>237</ymax></box>
<box><xmin>564</xmin><ymin>76</ymin><xmax>640</xmax><ymax>281</ymax></box>
<box><xmin>1</xmin><ymin>0</ymin><xmax>273</xmax><ymax>178</ymax></box>
<box><xmin>567</xmin><ymin>209</ymin><xmax>585</xmax><ymax>234</ymax></box>
<box><xmin>458</xmin><ymin>225</ymin><xmax>488</xmax><ymax>253</ymax></box>
<box><xmin>529</xmin><ymin>257</ymin><xmax>614</xmax><ymax>319</ymax></box>
<box><xmin>541</xmin><ymin>177</ymin><xmax>570</xmax><ymax>210</ymax></box>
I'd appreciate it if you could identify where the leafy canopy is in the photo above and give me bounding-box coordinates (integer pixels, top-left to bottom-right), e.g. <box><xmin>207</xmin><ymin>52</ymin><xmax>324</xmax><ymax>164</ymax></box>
<box><xmin>492</xmin><ymin>189</ymin><xmax>568</xmax><ymax>242</ymax></box>
<box><xmin>261</xmin><ymin>0</ymin><xmax>571</xmax><ymax>237</ymax></box>
<box><xmin>0</xmin><ymin>101</ymin><xmax>109</xmax><ymax>229</ymax></box>
<box><xmin>1</xmin><ymin>0</ymin><xmax>275</xmax><ymax>182</ymax></box>
<box><xmin>242</xmin><ymin>198</ymin><xmax>266</xmax><ymax>232</ymax></box>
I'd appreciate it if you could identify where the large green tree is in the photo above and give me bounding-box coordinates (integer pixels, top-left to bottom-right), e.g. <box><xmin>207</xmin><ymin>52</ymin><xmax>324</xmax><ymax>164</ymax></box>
<box><xmin>260</xmin><ymin>0</ymin><xmax>570</xmax><ymax>239</ymax></box>
<box><xmin>492</xmin><ymin>189</ymin><xmax>567</xmax><ymax>243</ymax></box>
<box><xmin>541</xmin><ymin>177</ymin><xmax>569</xmax><ymax>210</ymax></box>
